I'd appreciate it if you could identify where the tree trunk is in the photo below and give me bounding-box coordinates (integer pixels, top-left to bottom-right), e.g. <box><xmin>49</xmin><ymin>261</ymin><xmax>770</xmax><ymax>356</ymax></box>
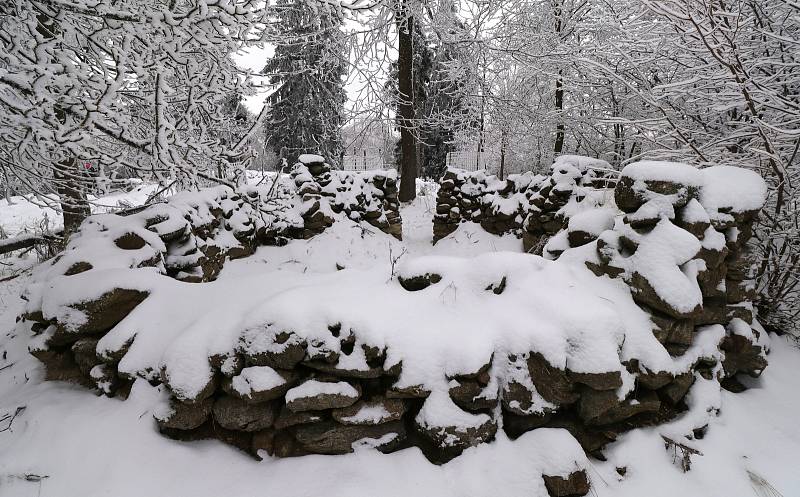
<box><xmin>553</xmin><ymin>71</ymin><xmax>565</xmax><ymax>155</ymax></box>
<box><xmin>499</xmin><ymin>129</ymin><xmax>507</xmax><ymax>180</ymax></box>
<box><xmin>476</xmin><ymin>97</ymin><xmax>485</xmax><ymax>171</ymax></box>
<box><xmin>552</xmin><ymin>0</ymin><xmax>565</xmax><ymax>156</ymax></box>
<box><xmin>1</xmin><ymin>167</ymin><xmax>14</xmax><ymax>205</ymax></box>
<box><xmin>54</xmin><ymin>157</ymin><xmax>91</xmax><ymax>239</ymax></box>
<box><xmin>416</xmin><ymin>142</ymin><xmax>424</xmax><ymax>180</ymax></box>
<box><xmin>396</xmin><ymin>2</ymin><xmax>418</xmax><ymax>202</ymax></box>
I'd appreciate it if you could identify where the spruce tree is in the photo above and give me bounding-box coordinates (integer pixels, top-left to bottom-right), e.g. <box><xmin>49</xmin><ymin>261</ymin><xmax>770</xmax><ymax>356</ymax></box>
<box><xmin>263</xmin><ymin>0</ymin><xmax>347</xmax><ymax>164</ymax></box>
<box><xmin>420</xmin><ymin>41</ymin><xmax>472</xmax><ymax>179</ymax></box>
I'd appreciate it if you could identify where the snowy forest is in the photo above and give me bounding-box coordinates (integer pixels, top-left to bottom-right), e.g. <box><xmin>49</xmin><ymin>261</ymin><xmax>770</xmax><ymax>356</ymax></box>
<box><xmin>0</xmin><ymin>1</ymin><xmax>799</xmax><ymax>496</ymax></box>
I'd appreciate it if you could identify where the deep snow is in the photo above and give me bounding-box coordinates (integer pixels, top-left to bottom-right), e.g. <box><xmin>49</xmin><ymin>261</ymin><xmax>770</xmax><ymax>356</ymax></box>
<box><xmin>1</xmin><ymin>182</ymin><xmax>799</xmax><ymax>497</ymax></box>
<box><xmin>0</xmin><ymin>184</ymin><xmax>161</xmax><ymax>238</ymax></box>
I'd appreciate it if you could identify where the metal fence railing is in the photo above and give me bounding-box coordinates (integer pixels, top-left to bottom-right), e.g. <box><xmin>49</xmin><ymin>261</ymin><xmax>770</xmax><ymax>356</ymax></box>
<box><xmin>445</xmin><ymin>150</ymin><xmax>499</xmax><ymax>172</ymax></box>
<box><xmin>341</xmin><ymin>155</ymin><xmax>386</xmax><ymax>171</ymax></box>
<box><xmin>340</xmin><ymin>148</ymin><xmax>388</xmax><ymax>171</ymax></box>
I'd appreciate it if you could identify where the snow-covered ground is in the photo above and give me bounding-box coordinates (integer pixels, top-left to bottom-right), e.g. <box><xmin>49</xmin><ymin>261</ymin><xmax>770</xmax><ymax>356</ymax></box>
<box><xmin>0</xmin><ymin>182</ymin><xmax>798</xmax><ymax>497</ymax></box>
<box><xmin>0</xmin><ymin>184</ymin><xmax>161</xmax><ymax>238</ymax></box>
<box><xmin>0</xmin><ymin>173</ymin><xmax>277</xmax><ymax>238</ymax></box>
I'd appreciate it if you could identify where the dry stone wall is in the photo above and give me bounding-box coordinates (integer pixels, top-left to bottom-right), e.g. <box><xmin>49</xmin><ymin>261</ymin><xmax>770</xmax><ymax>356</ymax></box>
<box><xmin>583</xmin><ymin>163</ymin><xmax>768</xmax><ymax>383</ymax></box>
<box><xmin>427</xmin><ymin>160</ymin><xmax>769</xmax><ymax>461</ymax></box>
<box><xmin>432</xmin><ymin>156</ymin><xmax>615</xmax><ymax>252</ymax></box>
<box><xmin>260</xmin><ymin>156</ymin><xmax>402</xmax><ymax>244</ymax></box>
<box><xmin>21</xmin><ymin>155</ymin><xmax>401</xmax><ymax>288</ymax></box>
<box><xmin>19</xmin><ymin>157</ymin><xmax>769</xmax><ymax>497</ymax></box>
<box><xmin>433</xmin><ymin>168</ymin><xmax>537</xmax><ymax>242</ymax></box>
<box><xmin>434</xmin><ymin>160</ymin><xmax>768</xmax><ymax>386</ymax></box>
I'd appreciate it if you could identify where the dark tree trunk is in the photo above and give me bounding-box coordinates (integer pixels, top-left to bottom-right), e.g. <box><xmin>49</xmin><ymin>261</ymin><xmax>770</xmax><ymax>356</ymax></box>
<box><xmin>54</xmin><ymin>157</ymin><xmax>91</xmax><ymax>239</ymax></box>
<box><xmin>499</xmin><ymin>129</ymin><xmax>507</xmax><ymax>180</ymax></box>
<box><xmin>396</xmin><ymin>2</ymin><xmax>418</xmax><ymax>202</ymax></box>
<box><xmin>553</xmin><ymin>71</ymin><xmax>565</xmax><ymax>155</ymax></box>
<box><xmin>552</xmin><ymin>0</ymin><xmax>565</xmax><ymax>156</ymax></box>
<box><xmin>476</xmin><ymin>94</ymin><xmax>485</xmax><ymax>171</ymax></box>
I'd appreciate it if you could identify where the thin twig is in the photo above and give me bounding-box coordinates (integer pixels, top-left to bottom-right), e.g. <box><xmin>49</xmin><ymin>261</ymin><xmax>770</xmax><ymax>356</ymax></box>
<box><xmin>0</xmin><ymin>406</ymin><xmax>26</xmax><ymax>433</ymax></box>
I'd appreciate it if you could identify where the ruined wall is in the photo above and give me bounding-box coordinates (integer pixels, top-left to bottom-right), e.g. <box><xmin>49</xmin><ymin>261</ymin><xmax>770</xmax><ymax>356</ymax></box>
<box><xmin>260</xmin><ymin>156</ymin><xmax>402</xmax><ymax>244</ymax></box>
<box><xmin>584</xmin><ymin>163</ymin><xmax>768</xmax><ymax>382</ymax></box>
<box><xmin>19</xmin><ymin>158</ymin><xmax>769</xmax><ymax>497</ymax></box>
<box><xmin>23</xmin><ymin>156</ymin><xmax>402</xmax><ymax>287</ymax></box>
<box><xmin>432</xmin><ymin>156</ymin><xmax>614</xmax><ymax>252</ymax></box>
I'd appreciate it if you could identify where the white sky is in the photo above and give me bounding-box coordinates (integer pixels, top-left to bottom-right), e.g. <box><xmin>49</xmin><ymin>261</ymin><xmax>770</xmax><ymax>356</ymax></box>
<box><xmin>232</xmin><ymin>44</ymin><xmax>275</xmax><ymax>114</ymax></box>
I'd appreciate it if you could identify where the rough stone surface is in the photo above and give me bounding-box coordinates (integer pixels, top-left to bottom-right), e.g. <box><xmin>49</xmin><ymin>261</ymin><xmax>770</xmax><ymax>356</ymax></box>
<box><xmin>593</xmin><ymin>390</ymin><xmax>661</xmax><ymax>426</ymax></box>
<box><xmin>241</xmin><ymin>331</ymin><xmax>306</xmax><ymax>370</ymax></box>
<box><xmin>294</xmin><ymin>420</ymin><xmax>406</xmax><ymax>455</ymax></box>
<box><xmin>115</xmin><ymin>232</ymin><xmax>148</xmax><ymax>250</ymax></box>
<box><xmin>223</xmin><ymin>369</ymin><xmax>299</xmax><ymax>404</ymax></box>
<box><xmin>659</xmin><ymin>373</ymin><xmax>694</xmax><ymax>405</ymax></box>
<box><xmin>302</xmin><ymin>360</ymin><xmax>383</xmax><ymax>379</ymax></box>
<box><xmin>64</xmin><ymin>288</ymin><xmax>150</xmax><ymax>337</ymax></box>
<box><xmin>721</xmin><ymin>335</ymin><xmax>767</xmax><ymax>377</ymax></box>
<box><xmin>614</xmin><ymin>175</ymin><xmax>698</xmax><ymax>214</ymax></box>
<box><xmin>577</xmin><ymin>388</ymin><xmax>619</xmax><ymax>425</ymax></box>
<box><xmin>286</xmin><ymin>381</ymin><xmax>361</xmax><ymax>412</ymax></box>
<box><xmin>502</xmin><ymin>411</ymin><xmax>553</xmax><ymax>438</ymax></box>
<box><xmin>332</xmin><ymin>397</ymin><xmax>407</xmax><ymax>425</ymax></box>
<box><xmin>568</xmin><ymin>371</ymin><xmax>622</xmax><ymax>391</ymax></box>
<box><xmin>527</xmin><ymin>353</ymin><xmax>578</xmax><ymax>406</ymax></box>
<box><xmin>212</xmin><ymin>396</ymin><xmax>277</xmax><ymax>432</ymax></box>
<box><xmin>156</xmin><ymin>397</ymin><xmax>213</xmax><ymax>431</ymax></box>
<box><xmin>629</xmin><ymin>273</ymin><xmax>702</xmax><ymax>319</ymax></box>
<box><xmin>543</xmin><ymin>470</ymin><xmax>591</xmax><ymax>497</ymax></box>
<box><xmin>501</xmin><ymin>380</ymin><xmax>554</xmax><ymax>417</ymax></box>
<box><xmin>274</xmin><ymin>405</ymin><xmax>325</xmax><ymax>430</ymax></box>
<box><xmin>28</xmin><ymin>348</ymin><xmax>87</xmax><ymax>384</ymax></box>
<box><xmin>386</xmin><ymin>384</ymin><xmax>431</xmax><ymax>399</ymax></box>
<box><xmin>252</xmin><ymin>429</ymin><xmax>310</xmax><ymax>458</ymax></box>
<box><xmin>415</xmin><ymin>416</ymin><xmax>498</xmax><ymax>454</ymax></box>
<box><xmin>71</xmin><ymin>338</ymin><xmax>100</xmax><ymax>375</ymax></box>
<box><xmin>398</xmin><ymin>273</ymin><xmax>442</xmax><ymax>291</ymax></box>
<box><xmin>650</xmin><ymin>313</ymin><xmax>693</xmax><ymax>342</ymax></box>
<box><xmin>449</xmin><ymin>380</ymin><xmax>498</xmax><ymax>412</ymax></box>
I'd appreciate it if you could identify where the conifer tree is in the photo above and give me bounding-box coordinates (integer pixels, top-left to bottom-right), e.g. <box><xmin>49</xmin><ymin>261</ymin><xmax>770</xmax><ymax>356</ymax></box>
<box><xmin>263</xmin><ymin>0</ymin><xmax>347</xmax><ymax>164</ymax></box>
<box><xmin>420</xmin><ymin>40</ymin><xmax>473</xmax><ymax>179</ymax></box>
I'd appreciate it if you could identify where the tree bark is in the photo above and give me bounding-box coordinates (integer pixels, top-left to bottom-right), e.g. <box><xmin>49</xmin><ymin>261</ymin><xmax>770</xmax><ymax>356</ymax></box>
<box><xmin>553</xmin><ymin>70</ymin><xmax>565</xmax><ymax>155</ymax></box>
<box><xmin>499</xmin><ymin>129</ymin><xmax>507</xmax><ymax>180</ymax></box>
<box><xmin>552</xmin><ymin>1</ymin><xmax>565</xmax><ymax>156</ymax></box>
<box><xmin>396</xmin><ymin>1</ymin><xmax>418</xmax><ymax>202</ymax></box>
<box><xmin>1</xmin><ymin>167</ymin><xmax>14</xmax><ymax>205</ymax></box>
<box><xmin>54</xmin><ymin>157</ymin><xmax>91</xmax><ymax>239</ymax></box>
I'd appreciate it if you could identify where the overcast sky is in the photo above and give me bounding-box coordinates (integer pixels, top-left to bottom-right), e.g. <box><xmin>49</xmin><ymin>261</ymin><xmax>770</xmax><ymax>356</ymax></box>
<box><xmin>232</xmin><ymin>44</ymin><xmax>275</xmax><ymax>114</ymax></box>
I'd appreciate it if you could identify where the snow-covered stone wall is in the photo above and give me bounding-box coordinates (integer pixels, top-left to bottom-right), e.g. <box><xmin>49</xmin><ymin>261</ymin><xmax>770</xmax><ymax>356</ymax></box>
<box><xmin>17</xmin><ymin>156</ymin><xmax>769</xmax><ymax>497</ymax></box>
<box><xmin>268</xmin><ymin>155</ymin><xmax>402</xmax><ymax>243</ymax></box>
<box><xmin>432</xmin><ymin>155</ymin><xmax>614</xmax><ymax>251</ymax></box>
<box><xmin>17</xmin><ymin>155</ymin><xmax>401</xmax><ymax>286</ymax></box>
<box><xmin>581</xmin><ymin>162</ymin><xmax>768</xmax><ymax>377</ymax></box>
